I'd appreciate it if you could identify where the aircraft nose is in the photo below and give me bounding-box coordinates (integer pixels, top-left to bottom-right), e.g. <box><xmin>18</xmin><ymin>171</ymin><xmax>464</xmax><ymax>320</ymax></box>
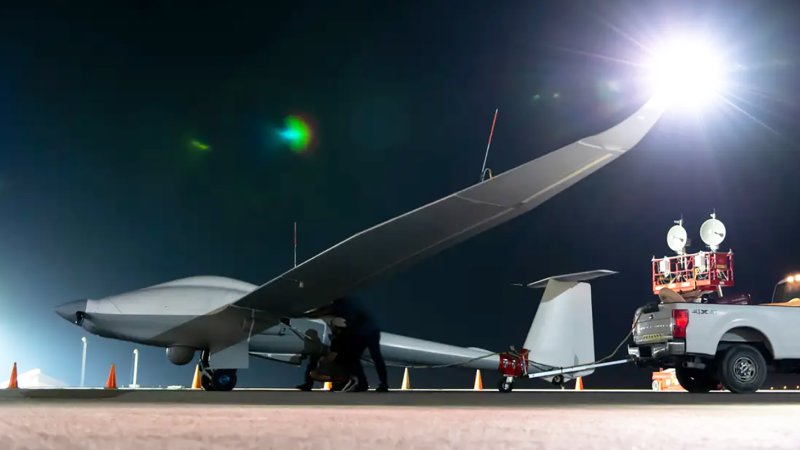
<box><xmin>55</xmin><ymin>299</ymin><xmax>89</xmax><ymax>325</ymax></box>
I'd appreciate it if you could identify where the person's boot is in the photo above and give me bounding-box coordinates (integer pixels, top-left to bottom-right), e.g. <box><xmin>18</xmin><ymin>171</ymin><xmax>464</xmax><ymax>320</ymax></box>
<box><xmin>375</xmin><ymin>383</ymin><xmax>389</xmax><ymax>392</ymax></box>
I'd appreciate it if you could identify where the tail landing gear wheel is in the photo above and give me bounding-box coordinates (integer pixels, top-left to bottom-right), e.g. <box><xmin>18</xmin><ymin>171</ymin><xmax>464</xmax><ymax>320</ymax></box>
<box><xmin>498</xmin><ymin>379</ymin><xmax>514</xmax><ymax>393</ymax></box>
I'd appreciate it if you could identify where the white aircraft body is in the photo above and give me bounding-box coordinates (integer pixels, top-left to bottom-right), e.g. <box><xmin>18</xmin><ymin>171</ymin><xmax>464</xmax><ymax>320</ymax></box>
<box><xmin>56</xmin><ymin>99</ymin><xmax>664</xmax><ymax>390</ymax></box>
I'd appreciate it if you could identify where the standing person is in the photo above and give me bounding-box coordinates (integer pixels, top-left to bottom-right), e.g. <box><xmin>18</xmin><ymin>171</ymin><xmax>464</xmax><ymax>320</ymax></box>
<box><xmin>314</xmin><ymin>296</ymin><xmax>389</xmax><ymax>392</ymax></box>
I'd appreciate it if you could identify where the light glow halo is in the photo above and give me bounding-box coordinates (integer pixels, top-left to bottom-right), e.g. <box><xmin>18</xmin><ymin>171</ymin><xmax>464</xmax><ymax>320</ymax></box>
<box><xmin>644</xmin><ymin>35</ymin><xmax>726</xmax><ymax>109</ymax></box>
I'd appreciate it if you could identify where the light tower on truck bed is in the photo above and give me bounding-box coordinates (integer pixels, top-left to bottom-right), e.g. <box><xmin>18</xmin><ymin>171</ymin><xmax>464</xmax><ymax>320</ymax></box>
<box><xmin>652</xmin><ymin>213</ymin><xmax>734</xmax><ymax>302</ymax></box>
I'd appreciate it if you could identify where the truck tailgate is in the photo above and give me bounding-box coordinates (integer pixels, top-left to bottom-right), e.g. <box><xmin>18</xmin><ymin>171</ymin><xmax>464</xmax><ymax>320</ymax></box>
<box><xmin>633</xmin><ymin>305</ymin><xmax>674</xmax><ymax>345</ymax></box>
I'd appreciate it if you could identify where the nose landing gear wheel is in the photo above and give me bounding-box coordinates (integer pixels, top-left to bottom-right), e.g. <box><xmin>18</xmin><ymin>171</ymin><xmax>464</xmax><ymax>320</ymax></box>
<box><xmin>498</xmin><ymin>379</ymin><xmax>514</xmax><ymax>393</ymax></box>
<box><xmin>551</xmin><ymin>374</ymin><xmax>566</xmax><ymax>389</ymax></box>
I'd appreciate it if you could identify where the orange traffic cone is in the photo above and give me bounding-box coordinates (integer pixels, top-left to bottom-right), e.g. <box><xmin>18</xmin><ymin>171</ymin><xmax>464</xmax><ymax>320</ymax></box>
<box><xmin>574</xmin><ymin>376</ymin><xmax>584</xmax><ymax>391</ymax></box>
<box><xmin>323</xmin><ymin>381</ymin><xmax>333</xmax><ymax>391</ymax></box>
<box><xmin>105</xmin><ymin>364</ymin><xmax>117</xmax><ymax>389</ymax></box>
<box><xmin>401</xmin><ymin>367</ymin><xmax>411</xmax><ymax>390</ymax></box>
<box><xmin>7</xmin><ymin>362</ymin><xmax>18</xmax><ymax>389</ymax></box>
<box><xmin>191</xmin><ymin>365</ymin><xmax>202</xmax><ymax>389</ymax></box>
<box><xmin>473</xmin><ymin>370</ymin><xmax>483</xmax><ymax>391</ymax></box>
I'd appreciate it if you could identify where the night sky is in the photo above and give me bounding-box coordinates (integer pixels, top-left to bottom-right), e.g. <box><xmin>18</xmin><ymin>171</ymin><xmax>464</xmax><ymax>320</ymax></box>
<box><xmin>2</xmin><ymin>1</ymin><xmax>799</xmax><ymax>389</ymax></box>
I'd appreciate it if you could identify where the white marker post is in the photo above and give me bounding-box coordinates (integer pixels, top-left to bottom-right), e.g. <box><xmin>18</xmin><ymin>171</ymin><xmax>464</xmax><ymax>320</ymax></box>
<box><xmin>80</xmin><ymin>336</ymin><xmax>87</xmax><ymax>388</ymax></box>
<box><xmin>131</xmin><ymin>348</ymin><xmax>140</xmax><ymax>388</ymax></box>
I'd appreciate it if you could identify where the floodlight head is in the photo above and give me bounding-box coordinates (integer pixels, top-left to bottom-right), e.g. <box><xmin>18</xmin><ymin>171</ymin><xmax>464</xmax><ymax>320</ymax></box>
<box><xmin>645</xmin><ymin>35</ymin><xmax>726</xmax><ymax>109</ymax></box>
<box><xmin>666</xmin><ymin>224</ymin><xmax>688</xmax><ymax>254</ymax></box>
<box><xmin>699</xmin><ymin>213</ymin><xmax>726</xmax><ymax>251</ymax></box>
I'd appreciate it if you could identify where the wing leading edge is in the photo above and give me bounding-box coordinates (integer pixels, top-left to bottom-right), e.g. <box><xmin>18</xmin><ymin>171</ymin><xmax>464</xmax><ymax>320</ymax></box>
<box><xmin>150</xmin><ymin>98</ymin><xmax>664</xmax><ymax>361</ymax></box>
<box><xmin>234</xmin><ymin>99</ymin><xmax>665</xmax><ymax>317</ymax></box>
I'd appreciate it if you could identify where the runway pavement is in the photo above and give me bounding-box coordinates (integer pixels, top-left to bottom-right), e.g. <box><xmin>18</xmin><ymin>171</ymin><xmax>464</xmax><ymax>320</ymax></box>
<box><xmin>3</xmin><ymin>388</ymin><xmax>800</xmax><ymax>406</ymax></box>
<box><xmin>1</xmin><ymin>390</ymin><xmax>799</xmax><ymax>449</ymax></box>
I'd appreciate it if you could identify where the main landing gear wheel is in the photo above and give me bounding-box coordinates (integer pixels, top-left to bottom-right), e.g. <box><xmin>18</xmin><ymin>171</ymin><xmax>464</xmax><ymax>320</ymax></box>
<box><xmin>498</xmin><ymin>379</ymin><xmax>514</xmax><ymax>393</ymax></box>
<box><xmin>551</xmin><ymin>374</ymin><xmax>566</xmax><ymax>389</ymax></box>
<box><xmin>200</xmin><ymin>368</ymin><xmax>238</xmax><ymax>391</ymax></box>
<box><xmin>198</xmin><ymin>351</ymin><xmax>238</xmax><ymax>391</ymax></box>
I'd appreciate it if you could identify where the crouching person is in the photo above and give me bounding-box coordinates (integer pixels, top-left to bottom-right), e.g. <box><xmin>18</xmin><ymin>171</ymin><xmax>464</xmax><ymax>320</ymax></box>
<box><xmin>308</xmin><ymin>323</ymin><xmax>363</xmax><ymax>392</ymax></box>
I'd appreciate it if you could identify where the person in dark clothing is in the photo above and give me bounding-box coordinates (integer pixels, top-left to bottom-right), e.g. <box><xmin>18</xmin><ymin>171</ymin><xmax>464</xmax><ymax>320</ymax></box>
<box><xmin>306</xmin><ymin>323</ymin><xmax>363</xmax><ymax>391</ymax></box>
<box><xmin>295</xmin><ymin>353</ymin><xmax>320</xmax><ymax>391</ymax></box>
<box><xmin>311</xmin><ymin>296</ymin><xmax>389</xmax><ymax>391</ymax></box>
<box><xmin>294</xmin><ymin>328</ymin><xmax>325</xmax><ymax>391</ymax></box>
<box><xmin>345</xmin><ymin>328</ymin><xmax>388</xmax><ymax>392</ymax></box>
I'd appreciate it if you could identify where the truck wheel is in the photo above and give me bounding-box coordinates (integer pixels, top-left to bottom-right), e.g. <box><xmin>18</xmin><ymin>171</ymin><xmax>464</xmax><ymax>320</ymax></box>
<box><xmin>718</xmin><ymin>344</ymin><xmax>767</xmax><ymax>393</ymax></box>
<box><xmin>675</xmin><ymin>367</ymin><xmax>717</xmax><ymax>393</ymax></box>
<box><xmin>651</xmin><ymin>380</ymin><xmax>661</xmax><ymax>391</ymax></box>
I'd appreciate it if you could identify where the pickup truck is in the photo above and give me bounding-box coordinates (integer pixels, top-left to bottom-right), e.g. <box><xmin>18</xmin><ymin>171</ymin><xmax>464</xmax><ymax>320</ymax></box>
<box><xmin>627</xmin><ymin>298</ymin><xmax>800</xmax><ymax>393</ymax></box>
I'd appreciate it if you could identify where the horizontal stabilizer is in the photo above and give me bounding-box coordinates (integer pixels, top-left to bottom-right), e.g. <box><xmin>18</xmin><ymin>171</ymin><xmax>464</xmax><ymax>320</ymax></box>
<box><xmin>526</xmin><ymin>270</ymin><xmax>617</xmax><ymax>289</ymax></box>
<box><xmin>376</xmin><ymin>333</ymin><xmax>500</xmax><ymax>371</ymax></box>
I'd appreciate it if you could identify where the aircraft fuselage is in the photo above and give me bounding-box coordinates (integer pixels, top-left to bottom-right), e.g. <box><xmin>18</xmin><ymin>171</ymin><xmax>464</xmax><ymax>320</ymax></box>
<box><xmin>55</xmin><ymin>275</ymin><xmax>499</xmax><ymax>371</ymax></box>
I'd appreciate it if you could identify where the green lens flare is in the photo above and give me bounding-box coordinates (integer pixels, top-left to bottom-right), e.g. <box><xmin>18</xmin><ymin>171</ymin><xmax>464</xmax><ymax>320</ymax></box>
<box><xmin>190</xmin><ymin>139</ymin><xmax>211</xmax><ymax>151</ymax></box>
<box><xmin>279</xmin><ymin>116</ymin><xmax>311</xmax><ymax>152</ymax></box>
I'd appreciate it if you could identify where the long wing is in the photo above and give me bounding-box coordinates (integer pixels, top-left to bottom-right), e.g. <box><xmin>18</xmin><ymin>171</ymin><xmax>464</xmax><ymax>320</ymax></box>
<box><xmin>234</xmin><ymin>99</ymin><xmax>664</xmax><ymax>317</ymax></box>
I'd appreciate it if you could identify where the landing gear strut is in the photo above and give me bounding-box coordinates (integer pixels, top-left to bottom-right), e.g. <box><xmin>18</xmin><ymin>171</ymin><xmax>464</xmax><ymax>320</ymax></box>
<box><xmin>199</xmin><ymin>350</ymin><xmax>238</xmax><ymax>391</ymax></box>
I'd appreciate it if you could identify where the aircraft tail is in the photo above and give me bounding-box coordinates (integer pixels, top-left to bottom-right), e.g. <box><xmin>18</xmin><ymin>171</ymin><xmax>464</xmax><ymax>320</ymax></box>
<box><xmin>522</xmin><ymin>270</ymin><xmax>616</xmax><ymax>379</ymax></box>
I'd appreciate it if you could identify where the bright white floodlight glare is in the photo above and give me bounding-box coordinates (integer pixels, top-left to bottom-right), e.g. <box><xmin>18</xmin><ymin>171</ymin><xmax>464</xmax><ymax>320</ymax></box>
<box><xmin>645</xmin><ymin>36</ymin><xmax>725</xmax><ymax>108</ymax></box>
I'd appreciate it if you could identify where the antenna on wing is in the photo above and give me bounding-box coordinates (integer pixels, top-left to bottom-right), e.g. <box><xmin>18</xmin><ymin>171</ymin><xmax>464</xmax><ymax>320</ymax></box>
<box><xmin>293</xmin><ymin>221</ymin><xmax>298</xmax><ymax>268</ymax></box>
<box><xmin>479</xmin><ymin>108</ymin><xmax>499</xmax><ymax>182</ymax></box>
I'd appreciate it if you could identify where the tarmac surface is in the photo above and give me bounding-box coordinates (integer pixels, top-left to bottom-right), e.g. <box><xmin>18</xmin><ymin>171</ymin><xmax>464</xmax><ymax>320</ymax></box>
<box><xmin>2</xmin><ymin>389</ymin><xmax>800</xmax><ymax>449</ymax></box>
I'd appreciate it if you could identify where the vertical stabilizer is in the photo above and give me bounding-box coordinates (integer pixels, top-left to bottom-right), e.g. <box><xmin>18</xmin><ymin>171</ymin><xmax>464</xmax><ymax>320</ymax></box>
<box><xmin>523</xmin><ymin>270</ymin><xmax>616</xmax><ymax>378</ymax></box>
